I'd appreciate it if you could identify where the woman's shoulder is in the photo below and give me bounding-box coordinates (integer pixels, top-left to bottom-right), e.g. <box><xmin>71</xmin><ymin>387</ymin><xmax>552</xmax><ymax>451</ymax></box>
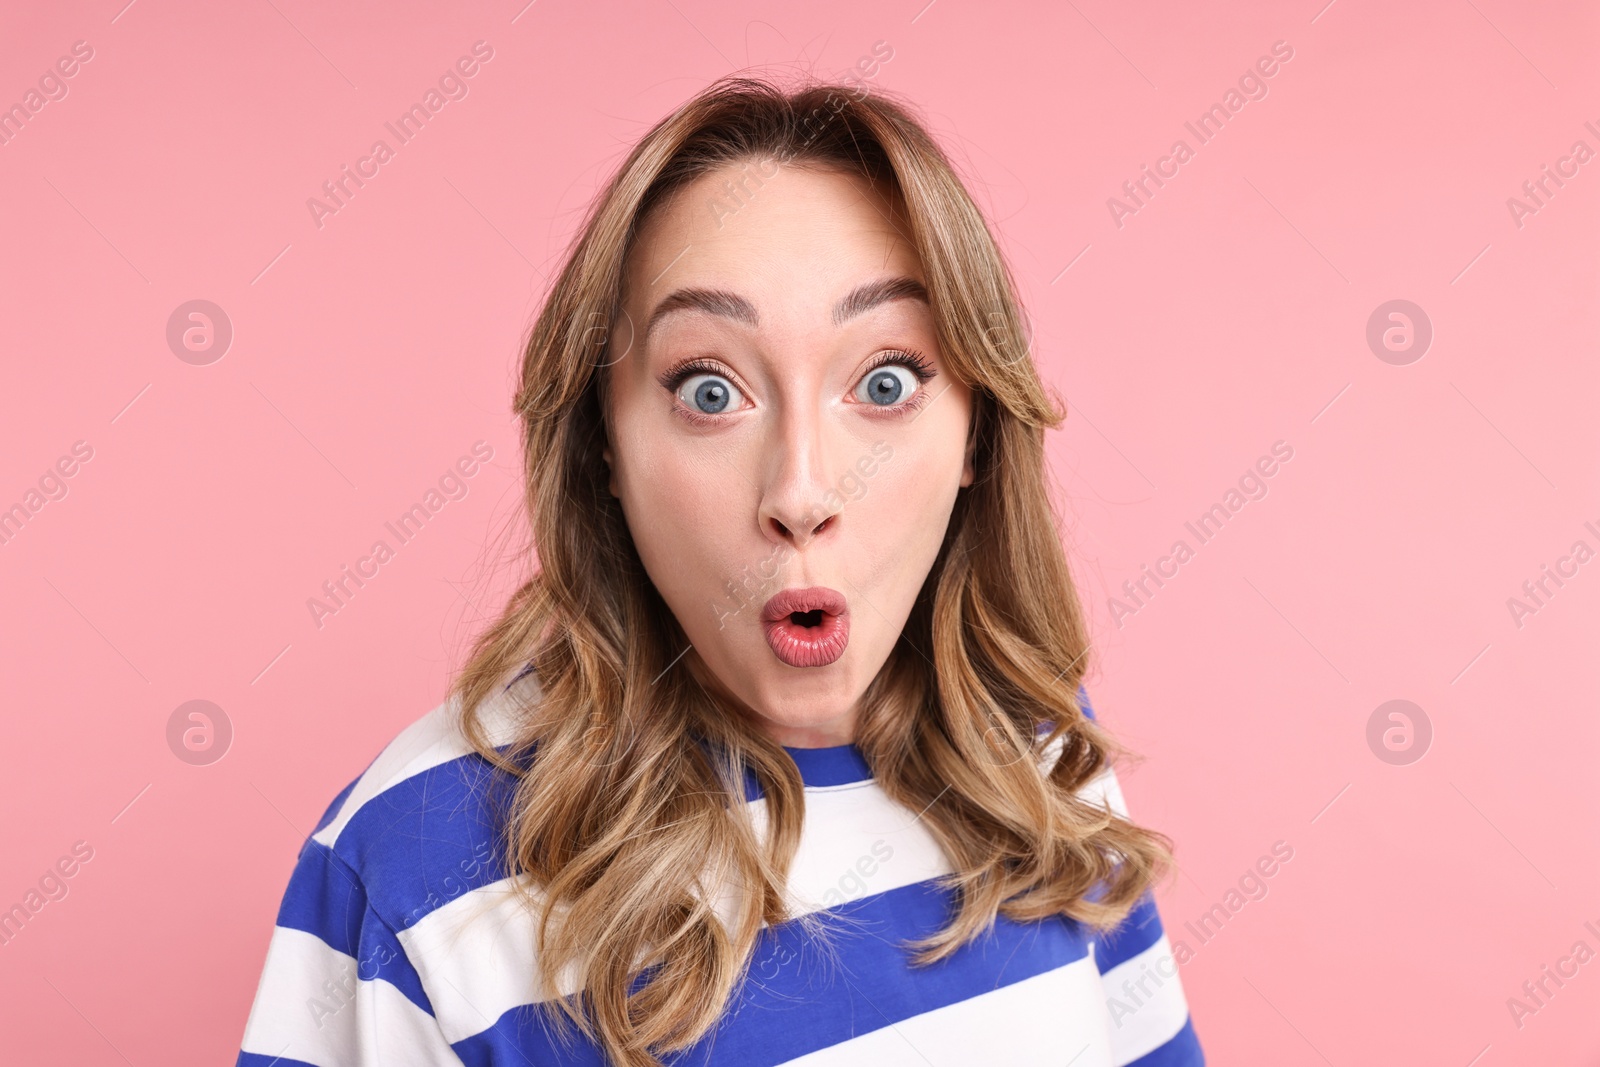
<box><xmin>299</xmin><ymin>663</ymin><xmax>540</xmax><ymax>933</ymax></box>
<box><xmin>242</xmin><ymin>667</ymin><xmax>544</xmax><ymax>1063</ymax></box>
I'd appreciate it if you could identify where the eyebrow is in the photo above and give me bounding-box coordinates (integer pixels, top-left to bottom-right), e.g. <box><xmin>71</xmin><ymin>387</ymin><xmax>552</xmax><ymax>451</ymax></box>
<box><xmin>641</xmin><ymin>275</ymin><xmax>930</xmax><ymax>348</ymax></box>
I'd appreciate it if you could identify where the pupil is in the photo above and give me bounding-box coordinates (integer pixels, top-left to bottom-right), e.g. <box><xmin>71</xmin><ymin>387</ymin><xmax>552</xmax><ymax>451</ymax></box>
<box><xmin>790</xmin><ymin>609</ymin><xmax>824</xmax><ymax>627</ymax></box>
<box><xmin>868</xmin><ymin>371</ymin><xmax>902</xmax><ymax>405</ymax></box>
<box><xmin>695</xmin><ymin>380</ymin><xmax>729</xmax><ymax>413</ymax></box>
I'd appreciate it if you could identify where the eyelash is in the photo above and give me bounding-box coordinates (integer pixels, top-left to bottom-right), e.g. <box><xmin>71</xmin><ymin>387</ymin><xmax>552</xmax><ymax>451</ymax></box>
<box><xmin>660</xmin><ymin>350</ymin><xmax>938</xmax><ymax>426</ymax></box>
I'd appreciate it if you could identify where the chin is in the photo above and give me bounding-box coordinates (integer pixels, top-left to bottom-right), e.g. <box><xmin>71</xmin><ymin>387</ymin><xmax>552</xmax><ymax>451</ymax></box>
<box><xmin>758</xmin><ymin>688</ymin><xmax>856</xmax><ymax>725</ymax></box>
<box><xmin>688</xmin><ymin>620</ymin><xmax>884</xmax><ymax>742</ymax></box>
<box><xmin>743</xmin><ymin>663</ymin><xmax>838</xmax><ymax>704</ymax></box>
<box><xmin>752</xmin><ymin>656</ymin><xmax>870</xmax><ymax>720</ymax></box>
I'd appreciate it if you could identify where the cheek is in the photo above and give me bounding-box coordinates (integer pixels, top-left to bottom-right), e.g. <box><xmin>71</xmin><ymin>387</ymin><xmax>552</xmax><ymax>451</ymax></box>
<box><xmin>852</xmin><ymin>450</ymin><xmax>963</xmax><ymax>582</ymax></box>
<box><xmin>614</xmin><ymin>435</ymin><xmax>748</xmax><ymax>589</ymax></box>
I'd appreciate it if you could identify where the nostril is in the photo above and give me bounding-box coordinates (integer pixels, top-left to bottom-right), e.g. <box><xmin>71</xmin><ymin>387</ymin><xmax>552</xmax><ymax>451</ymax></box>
<box><xmin>769</xmin><ymin>513</ymin><xmax>834</xmax><ymax>543</ymax></box>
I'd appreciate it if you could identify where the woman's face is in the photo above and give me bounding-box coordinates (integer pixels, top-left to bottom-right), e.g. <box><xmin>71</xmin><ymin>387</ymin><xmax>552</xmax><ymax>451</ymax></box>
<box><xmin>603</xmin><ymin>162</ymin><xmax>973</xmax><ymax>748</ymax></box>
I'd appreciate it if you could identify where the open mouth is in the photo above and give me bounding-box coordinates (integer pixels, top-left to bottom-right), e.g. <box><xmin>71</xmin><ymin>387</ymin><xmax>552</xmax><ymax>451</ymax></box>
<box><xmin>760</xmin><ymin>586</ymin><xmax>850</xmax><ymax>668</ymax></box>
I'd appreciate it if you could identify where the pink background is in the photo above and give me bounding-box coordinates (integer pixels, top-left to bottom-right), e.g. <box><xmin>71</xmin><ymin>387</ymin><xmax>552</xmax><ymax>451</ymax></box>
<box><xmin>2</xmin><ymin>0</ymin><xmax>1596</xmax><ymax>1062</ymax></box>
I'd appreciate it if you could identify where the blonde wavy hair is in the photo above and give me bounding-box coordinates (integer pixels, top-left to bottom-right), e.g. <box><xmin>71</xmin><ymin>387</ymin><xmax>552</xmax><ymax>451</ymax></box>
<box><xmin>452</xmin><ymin>73</ymin><xmax>1175</xmax><ymax>1067</ymax></box>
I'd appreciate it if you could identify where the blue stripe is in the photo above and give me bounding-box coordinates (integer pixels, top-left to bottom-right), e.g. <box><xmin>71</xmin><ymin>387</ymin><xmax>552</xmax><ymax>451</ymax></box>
<box><xmin>738</xmin><ymin>747</ymin><xmax>875</xmax><ymax>802</ymax></box>
<box><xmin>329</xmin><ymin>750</ymin><xmax>519</xmax><ymax>932</ymax></box>
<box><xmin>1123</xmin><ymin>1015</ymin><xmax>1205</xmax><ymax>1066</ymax></box>
<box><xmin>781</xmin><ymin>742</ymin><xmax>874</xmax><ymax>786</ymax></box>
<box><xmin>690</xmin><ymin>687</ymin><xmax>1097</xmax><ymax>802</ymax></box>
<box><xmin>311</xmin><ymin>773</ymin><xmax>362</xmax><ymax>836</ymax></box>
<box><xmin>453</xmin><ymin>877</ymin><xmax>1094</xmax><ymax>1066</ymax></box>
<box><xmin>452</xmin><ymin>961</ymin><xmax>666</xmax><ymax>1066</ymax></box>
<box><xmin>237</xmin><ymin>1054</ymin><xmax>322</xmax><ymax>1067</ymax></box>
<box><xmin>273</xmin><ymin>838</ymin><xmax>434</xmax><ymax>1016</ymax></box>
<box><xmin>1094</xmin><ymin>891</ymin><xmax>1167</xmax><ymax>972</ymax></box>
<box><xmin>452</xmin><ymin>1002</ymin><xmax>608</xmax><ymax>1067</ymax></box>
<box><xmin>276</xmin><ymin>840</ymin><xmax>364</xmax><ymax>954</ymax></box>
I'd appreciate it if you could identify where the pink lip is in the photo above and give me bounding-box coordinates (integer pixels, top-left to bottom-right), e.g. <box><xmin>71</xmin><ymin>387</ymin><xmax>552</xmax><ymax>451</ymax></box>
<box><xmin>760</xmin><ymin>586</ymin><xmax>850</xmax><ymax>668</ymax></box>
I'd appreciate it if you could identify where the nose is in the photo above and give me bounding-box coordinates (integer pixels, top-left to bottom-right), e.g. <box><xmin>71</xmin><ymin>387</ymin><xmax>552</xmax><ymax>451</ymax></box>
<box><xmin>757</xmin><ymin>404</ymin><xmax>844</xmax><ymax>551</ymax></box>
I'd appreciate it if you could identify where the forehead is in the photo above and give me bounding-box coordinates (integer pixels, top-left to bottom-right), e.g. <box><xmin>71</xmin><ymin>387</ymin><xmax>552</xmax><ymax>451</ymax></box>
<box><xmin>621</xmin><ymin>164</ymin><xmax>923</xmax><ymax>317</ymax></box>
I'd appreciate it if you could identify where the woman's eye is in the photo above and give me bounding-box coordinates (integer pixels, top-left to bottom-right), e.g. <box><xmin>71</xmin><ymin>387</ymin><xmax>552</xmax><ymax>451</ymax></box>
<box><xmin>677</xmin><ymin>373</ymin><xmax>744</xmax><ymax>415</ymax></box>
<box><xmin>855</xmin><ymin>365</ymin><xmax>919</xmax><ymax>407</ymax></box>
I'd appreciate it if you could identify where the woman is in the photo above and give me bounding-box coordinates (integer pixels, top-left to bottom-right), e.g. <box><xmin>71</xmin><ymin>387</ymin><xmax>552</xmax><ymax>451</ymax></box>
<box><xmin>236</xmin><ymin>76</ymin><xmax>1205</xmax><ymax>1067</ymax></box>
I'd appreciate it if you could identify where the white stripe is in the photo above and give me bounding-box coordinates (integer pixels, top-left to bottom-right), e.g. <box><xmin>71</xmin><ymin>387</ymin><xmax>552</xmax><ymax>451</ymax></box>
<box><xmin>1039</xmin><ymin>731</ymin><xmax>1068</xmax><ymax>774</ymax></box>
<box><xmin>773</xmin><ymin>954</ymin><xmax>1116</xmax><ymax>1066</ymax></box>
<box><xmin>238</xmin><ymin>926</ymin><xmax>461</xmax><ymax>1066</ymax></box>
<box><xmin>756</xmin><ymin>782</ymin><xmax>954</xmax><ymax>913</ymax></box>
<box><xmin>1040</xmin><ymin>736</ymin><xmax>1130</xmax><ymax>819</ymax></box>
<box><xmin>398</xmin><ymin>875</ymin><xmax>581</xmax><ymax>1043</ymax></box>
<box><xmin>1097</xmin><ymin>934</ymin><xmax>1190</xmax><ymax>1064</ymax></box>
<box><xmin>402</xmin><ymin>872</ymin><xmax>712</xmax><ymax>1044</ymax></box>
<box><xmin>1081</xmin><ymin>765</ymin><xmax>1129</xmax><ymax>819</ymax></box>
<box><xmin>313</xmin><ymin>666</ymin><xmax>537</xmax><ymax>848</ymax></box>
<box><xmin>769</xmin><ymin>758</ymin><xmax>1126</xmax><ymax>914</ymax></box>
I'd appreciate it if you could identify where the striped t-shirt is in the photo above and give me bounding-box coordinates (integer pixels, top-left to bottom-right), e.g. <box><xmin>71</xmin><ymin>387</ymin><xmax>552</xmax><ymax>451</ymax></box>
<box><xmin>235</xmin><ymin>666</ymin><xmax>1205</xmax><ymax>1066</ymax></box>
